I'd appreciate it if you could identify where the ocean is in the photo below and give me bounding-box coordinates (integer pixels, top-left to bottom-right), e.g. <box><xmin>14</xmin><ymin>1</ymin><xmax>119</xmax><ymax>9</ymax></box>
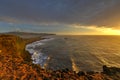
<box><xmin>26</xmin><ymin>35</ymin><xmax>120</xmax><ymax>72</ymax></box>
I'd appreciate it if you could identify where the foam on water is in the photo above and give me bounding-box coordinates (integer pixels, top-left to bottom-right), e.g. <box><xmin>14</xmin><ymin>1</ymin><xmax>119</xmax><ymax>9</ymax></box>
<box><xmin>25</xmin><ymin>38</ymin><xmax>54</xmax><ymax>68</ymax></box>
<box><xmin>25</xmin><ymin>36</ymin><xmax>120</xmax><ymax>72</ymax></box>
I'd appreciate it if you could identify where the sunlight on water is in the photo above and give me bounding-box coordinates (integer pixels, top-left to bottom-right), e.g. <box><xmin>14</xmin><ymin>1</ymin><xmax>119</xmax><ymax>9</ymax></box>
<box><xmin>26</xmin><ymin>35</ymin><xmax>120</xmax><ymax>72</ymax></box>
<box><xmin>71</xmin><ymin>58</ymin><xmax>79</xmax><ymax>73</ymax></box>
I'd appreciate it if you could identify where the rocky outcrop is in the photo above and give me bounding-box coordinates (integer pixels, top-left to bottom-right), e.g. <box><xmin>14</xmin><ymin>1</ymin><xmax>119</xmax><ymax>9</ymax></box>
<box><xmin>0</xmin><ymin>34</ymin><xmax>120</xmax><ymax>80</ymax></box>
<box><xmin>103</xmin><ymin>65</ymin><xmax>120</xmax><ymax>79</ymax></box>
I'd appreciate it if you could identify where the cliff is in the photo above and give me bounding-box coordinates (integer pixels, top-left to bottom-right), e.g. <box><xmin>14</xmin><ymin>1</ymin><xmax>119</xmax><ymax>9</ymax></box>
<box><xmin>0</xmin><ymin>34</ymin><xmax>120</xmax><ymax>80</ymax></box>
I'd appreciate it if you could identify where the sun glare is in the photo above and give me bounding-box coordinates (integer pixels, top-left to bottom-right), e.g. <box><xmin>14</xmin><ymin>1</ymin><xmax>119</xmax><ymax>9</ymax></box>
<box><xmin>100</xmin><ymin>28</ymin><xmax>120</xmax><ymax>35</ymax></box>
<box><xmin>71</xmin><ymin>25</ymin><xmax>120</xmax><ymax>35</ymax></box>
<box><xmin>79</xmin><ymin>26</ymin><xmax>120</xmax><ymax>35</ymax></box>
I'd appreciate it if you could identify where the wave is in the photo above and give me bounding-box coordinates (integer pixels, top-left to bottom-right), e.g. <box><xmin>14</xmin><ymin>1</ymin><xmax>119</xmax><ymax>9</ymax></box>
<box><xmin>25</xmin><ymin>38</ymin><xmax>54</xmax><ymax>68</ymax></box>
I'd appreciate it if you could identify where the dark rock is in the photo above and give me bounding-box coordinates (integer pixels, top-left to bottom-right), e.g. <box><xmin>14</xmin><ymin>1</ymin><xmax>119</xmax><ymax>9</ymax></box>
<box><xmin>62</xmin><ymin>68</ymin><xmax>69</xmax><ymax>73</ymax></box>
<box><xmin>86</xmin><ymin>71</ymin><xmax>95</xmax><ymax>75</ymax></box>
<box><xmin>86</xmin><ymin>75</ymin><xmax>93</xmax><ymax>80</ymax></box>
<box><xmin>103</xmin><ymin>65</ymin><xmax>111</xmax><ymax>75</ymax></box>
<box><xmin>77</xmin><ymin>71</ymin><xmax>86</xmax><ymax>76</ymax></box>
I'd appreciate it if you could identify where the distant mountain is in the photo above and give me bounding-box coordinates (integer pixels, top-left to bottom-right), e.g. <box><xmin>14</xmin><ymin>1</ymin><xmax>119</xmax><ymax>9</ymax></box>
<box><xmin>5</xmin><ymin>31</ymin><xmax>55</xmax><ymax>35</ymax></box>
<box><xmin>2</xmin><ymin>31</ymin><xmax>55</xmax><ymax>38</ymax></box>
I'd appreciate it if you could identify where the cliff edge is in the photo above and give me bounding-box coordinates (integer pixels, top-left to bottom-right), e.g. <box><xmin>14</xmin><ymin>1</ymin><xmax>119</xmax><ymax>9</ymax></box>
<box><xmin>0</xmin><ymin>34</ymin><xmax>120</xmax><ymax>80</ymax></box>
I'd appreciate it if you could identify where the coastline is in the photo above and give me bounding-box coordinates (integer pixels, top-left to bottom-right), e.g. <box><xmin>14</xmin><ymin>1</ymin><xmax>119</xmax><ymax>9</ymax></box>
<box><xmin>25</xmin><ymin>37</ymin><xmax>54</xmax><ymax>68</ymax></box>
<box><xmin>0</xmin><ymin>34</ymin><xmax>120</xmax><ymax>80</ymax></box>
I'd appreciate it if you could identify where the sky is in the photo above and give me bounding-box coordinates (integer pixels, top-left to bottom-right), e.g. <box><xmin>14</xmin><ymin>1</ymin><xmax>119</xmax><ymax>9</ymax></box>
<box><xmin>0</xmin><ymin>0</ymin><xmax>120</xmax><ymax>35</ymax></box>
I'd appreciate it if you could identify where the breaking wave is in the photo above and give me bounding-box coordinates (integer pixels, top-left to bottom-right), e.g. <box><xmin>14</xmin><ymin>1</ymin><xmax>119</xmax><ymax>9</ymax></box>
<box><xmin>25</xmin><ymin>38</ymin><xmax>54</xmax><ymax>68</ymax></box>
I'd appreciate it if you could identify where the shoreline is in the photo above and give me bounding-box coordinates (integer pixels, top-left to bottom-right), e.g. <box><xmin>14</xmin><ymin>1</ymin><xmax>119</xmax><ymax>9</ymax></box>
<box><xmin>0</xmin><ymin>34</ymin><xmax>120</xmax><ymax>80</ymax></box>
<box><xmin>25</xmin><ymin>37</ymin><xmax>54</xmax><ymax>68</ymax></box>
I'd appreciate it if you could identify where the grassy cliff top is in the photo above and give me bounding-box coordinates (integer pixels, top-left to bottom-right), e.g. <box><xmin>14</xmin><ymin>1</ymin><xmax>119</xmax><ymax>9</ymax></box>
<box><xmin>0</xmin><ymin>34</ymin><xmax>120</xmax><ymax>80</ymax></box>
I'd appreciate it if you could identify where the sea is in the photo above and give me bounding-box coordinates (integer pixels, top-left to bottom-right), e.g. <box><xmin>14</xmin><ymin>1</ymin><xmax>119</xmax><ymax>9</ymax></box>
<box><xmin>26</xmin><ymin>35</ymin><xmax>120</xmax><ymax>72</ymax></box>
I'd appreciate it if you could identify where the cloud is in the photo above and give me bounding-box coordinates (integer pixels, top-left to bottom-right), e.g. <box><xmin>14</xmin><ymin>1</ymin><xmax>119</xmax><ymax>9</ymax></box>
<box><xmin>0</xmin><ymin>0</ymin><xmax>120</xmax><ymax>28</ymax></box>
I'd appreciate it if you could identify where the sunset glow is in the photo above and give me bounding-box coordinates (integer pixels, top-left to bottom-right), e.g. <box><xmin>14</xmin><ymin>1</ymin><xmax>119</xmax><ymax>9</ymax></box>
<box><xmin>0</xmin><ymin>0</ymin><xmax>120</xmax><ymax>35</ymax></box>
<box><xmin>64</xmin><ymin>25</ymin><xmax>120</xmax><ymax>35</ymax></box>
<box><xmin>98</xmin><ymin>27</ymin><xmax>120</xmax><ymax>35</ymax></box>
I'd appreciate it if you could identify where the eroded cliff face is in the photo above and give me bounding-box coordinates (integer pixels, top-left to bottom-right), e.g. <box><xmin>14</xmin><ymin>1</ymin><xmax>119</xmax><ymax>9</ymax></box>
<box><xmin>0</xmin><ymin>35</ymin><xmax>18</xmax><ymax>53</ymax></box>
<box><xmin>0</xmin><ymin>35</ymin><xmax>38</xmax><ymax>79</ymax></box>
<box><xmin>0</xmin><ymin>34</ymin><xmax>120</xmax><ymax>80</ymax></box>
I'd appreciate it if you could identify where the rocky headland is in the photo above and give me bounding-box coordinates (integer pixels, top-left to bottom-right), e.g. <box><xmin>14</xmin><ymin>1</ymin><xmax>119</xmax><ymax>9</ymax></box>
<box><xmin>0</xmin><ymin>34</ymin><xmax>120</xmax><ymax>80</ymax></box>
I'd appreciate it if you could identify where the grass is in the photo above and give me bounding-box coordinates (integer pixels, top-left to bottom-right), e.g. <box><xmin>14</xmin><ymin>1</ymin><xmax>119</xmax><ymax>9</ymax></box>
<box><xmin>0</xmin><ymin>34</ymin><xmax>120</xmax><ymax>80</ymax></box>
